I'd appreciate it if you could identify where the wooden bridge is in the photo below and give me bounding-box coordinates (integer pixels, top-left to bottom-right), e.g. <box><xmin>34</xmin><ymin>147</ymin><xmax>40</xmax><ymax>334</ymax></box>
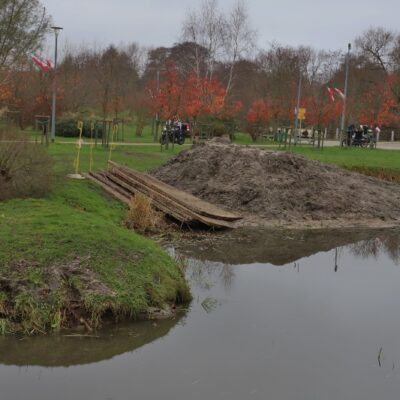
<box><xmin>84</xmin><ymin>162</ymin><xmax>241</xmax><ymax>229</ymax></box>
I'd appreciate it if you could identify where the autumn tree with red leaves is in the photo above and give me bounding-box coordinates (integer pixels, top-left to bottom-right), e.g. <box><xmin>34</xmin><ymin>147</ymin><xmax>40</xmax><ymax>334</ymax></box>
<box><xmin>302</xmin><ymin>94</ymin><xmax>342</xmax><ymax>129</ymax></box>
<box><xmin>245</xmin><ymin>99</ymin><xmax>271</xmax><ymax>141</ymax></box>
<box><xmin>146</xmin><ymin>63</ymin><xmax>232</xmax><ymax>132</ymax></box>
<box><xmin>358</xmin><ymin>75</ymin><xmax>400</xmax><ymax>128</ymax></box>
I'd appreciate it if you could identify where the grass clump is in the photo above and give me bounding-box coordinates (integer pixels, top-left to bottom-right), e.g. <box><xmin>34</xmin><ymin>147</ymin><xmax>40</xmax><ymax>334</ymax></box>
<box><xmin>125</xmin><ymin>194</ymin><xmax>161</xmax><ymax>233</ymax></box>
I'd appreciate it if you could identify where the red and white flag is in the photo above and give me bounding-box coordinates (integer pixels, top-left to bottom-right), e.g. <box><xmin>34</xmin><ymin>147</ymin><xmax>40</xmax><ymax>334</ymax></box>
<box><xmin>334</xmin><ymin>88</ymin><xmax>346</xmax><ymax>99</ymax></box>
<box><xmin>46</xmin><ymin>59</ymin><xmax>54</xmax><ymax>69</ymax></box>
<box><xmin>327</xmin><ymin>87</ymin><xmax>335</xmax><ymax>102</ymax></box>
<box><xmin>32</xmin><ymin>56</ymin><xmax>51</xmax><ymax>72</ymax></box>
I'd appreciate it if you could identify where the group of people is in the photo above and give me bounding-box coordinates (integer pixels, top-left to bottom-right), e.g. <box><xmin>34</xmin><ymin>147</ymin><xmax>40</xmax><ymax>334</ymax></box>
<box><xmin>345</xmin><ymin>124</ymin><xmax>380</xmax><ymax>147</ymax></box>
<box><xmin>160</xmin><ymin>117</ymin><xmax>189</xmax><ymax>145</ymax></box>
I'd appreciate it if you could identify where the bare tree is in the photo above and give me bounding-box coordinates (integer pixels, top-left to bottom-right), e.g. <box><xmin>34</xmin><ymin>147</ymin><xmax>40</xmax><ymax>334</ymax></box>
<box><xmin>182</xmin><ymin>0</ymin><xmax>225</xmax><ymax>80</ymax></box>
<box><xmin>305</xmin><ymin>49</ymin><xmax>341</xmax><ymax>85</ymax></box>
<box><xmin>355</xmin><ymin>27</ymin><xmax>395</xmax><ymax>72</ymax></box>
<box><xmin>391</xmin><ymin>34</ymin><xmax>400</xmax><ymax>72</ymax></box>
<box><xmin>0</xmin><ymin>0</ymin><xmax>50</xmax><ymax>72</ymax></box>
<box><xmin>223</xmin><ymin>1</ymin><xmax>256</xmax><ymax>96</ymax></box>
<box><xmin>90</xmin><ymin>45</ymin><xmax>139</xmax><ymax>118</ymax></box>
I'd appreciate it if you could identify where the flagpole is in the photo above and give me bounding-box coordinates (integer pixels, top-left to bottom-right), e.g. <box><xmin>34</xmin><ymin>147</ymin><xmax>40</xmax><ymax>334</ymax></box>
<box><xmin>340</xmin><ymin>43</ymin><xmax>351</xmax><ymax>145</ymax></box>
<box><xmin>50</xmin><ymin>26</ymin><xmax>63</xmax><ymax>143</ymax></box>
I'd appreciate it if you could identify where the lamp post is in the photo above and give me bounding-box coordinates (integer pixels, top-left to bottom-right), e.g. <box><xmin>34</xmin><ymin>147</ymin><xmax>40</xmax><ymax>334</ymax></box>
<box><xmin>50</xmin><ymin>26</ymin><xmax>63</xmax><ymax>143</ymax></box>
<box><xmin>150</xmin><ymin>66</ymin><xmax>165</xmax><ymax>142</ymax></box>
<box><xmin>291</xmin><ymin>68</ymin><xmax>303</xmax><ymax>149</ymax></box>
<box><xmin>340</xmin><ymin>43</ymin><xmax>351</xmax><ymax>144</ymax></box>
<box><xmin>153</xmin><ymin>68</ymin><xmax>160</xmax><ymax>141</ymax></box>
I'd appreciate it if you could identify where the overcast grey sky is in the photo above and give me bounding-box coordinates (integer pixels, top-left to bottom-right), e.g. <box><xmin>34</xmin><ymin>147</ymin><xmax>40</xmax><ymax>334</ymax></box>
<box><xmin>41</xmin><ymin>0</ymin><xmax>399</xmax><ymax>52</ymax></box>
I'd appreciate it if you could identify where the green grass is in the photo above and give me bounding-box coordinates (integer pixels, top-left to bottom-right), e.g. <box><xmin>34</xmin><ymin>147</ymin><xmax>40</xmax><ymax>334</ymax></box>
<box><xmin>30</xmin><ymin>121</ymin><xmax>255</xmax><ymax>145</ymax></box>
<box><xmin>0</xmin><ymin>159</ymin><xmax>190</xmax><ymax>334</ymax></box>
<box><xmin>48</xmin><ymin>142</ymin><xmax>185</xmax><ymax>174</ymax></box>
<box><xmin>289</xmin><ymin>146</ymin><xmax>400</xmax><ymax>171</ymax></box>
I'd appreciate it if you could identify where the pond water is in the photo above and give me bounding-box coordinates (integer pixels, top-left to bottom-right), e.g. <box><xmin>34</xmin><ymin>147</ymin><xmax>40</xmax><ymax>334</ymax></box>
<box><xmin>1</xmin><ymin>228</ymin><xmax>400</xmax><ymax>400</ymax></box>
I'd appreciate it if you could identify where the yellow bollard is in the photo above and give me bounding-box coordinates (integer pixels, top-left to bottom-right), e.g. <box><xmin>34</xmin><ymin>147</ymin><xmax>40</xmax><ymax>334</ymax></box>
<box><xmin>89</xmin><ymin>121</ymin><xmax>95</xmax><ymax>172</ymax></box>
<box><xmin>107</xmin><ymin>123</ymin><xmax>119</xmax><ymax>168</ymax></box>
<box><xmin>74</xmin><ymin>121</ymin><xmax>84</xmax><ymax>175</ymax></box>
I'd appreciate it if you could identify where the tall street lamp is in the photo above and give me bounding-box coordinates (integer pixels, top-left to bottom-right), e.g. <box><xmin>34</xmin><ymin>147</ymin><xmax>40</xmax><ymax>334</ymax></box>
<box><xmin>340</xmin><ymin>43</ymin><xmax>351</xmax><ymax>143</ymax></box>
<box><xmin>50</xmin><ymin>26</ymin><xmax>63</xmax><ymax>143</ymax></box>
<box><xmin>150</xmin><ymin>66</ymin><xmax>166</xmax><ymax>142</ymax></box>
<box><xmin>292</xmin><ymin>68</ymin><xmax>303</xmax><ymax>149</ymax></box>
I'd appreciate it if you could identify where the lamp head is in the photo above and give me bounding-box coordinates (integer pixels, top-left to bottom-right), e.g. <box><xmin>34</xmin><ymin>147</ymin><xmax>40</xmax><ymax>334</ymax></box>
<box><xmin>51</xmin><ymin>26</ymin><xmax>63</xmax><ymax>36</ymax></box>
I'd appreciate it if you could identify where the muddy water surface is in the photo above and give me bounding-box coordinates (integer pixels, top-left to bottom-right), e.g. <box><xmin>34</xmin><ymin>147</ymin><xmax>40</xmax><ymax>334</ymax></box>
<box><xmin>1</xmin><ymin>228</ymin><xmax>400</xmax><ymax>400</ymax></box>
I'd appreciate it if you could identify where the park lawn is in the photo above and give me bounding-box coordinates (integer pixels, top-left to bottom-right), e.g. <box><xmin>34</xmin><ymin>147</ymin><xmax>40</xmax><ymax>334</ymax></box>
<box><xmin>0</xmin><ymin>145</ymin><xmax>190</xmax><ymax>335</ymax></box>
<box><xmin>289</xmin><ymin>146</ymin><xmax>400</xmax><ymax>179</ymax></box>
<box><xmin>292</xmin><ymin>146</ymin><xmax>400</xmax><ymax>169</ymax></box>
<box><xmin>31</xmin><ymin>122</ymin><xmax>256</xmax><ymax>145</ymax></box>
<box><xmin>48</xmin><ymin>142</ymin><xmax>185</xmax><ymax>174</ymax></box>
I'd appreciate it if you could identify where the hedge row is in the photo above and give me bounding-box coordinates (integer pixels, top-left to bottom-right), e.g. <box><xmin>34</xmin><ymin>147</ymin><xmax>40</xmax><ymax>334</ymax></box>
<box><xmin>55</xmin><ymin>119</ymin><xmax>104</xmax><ymax>138</ymax></box>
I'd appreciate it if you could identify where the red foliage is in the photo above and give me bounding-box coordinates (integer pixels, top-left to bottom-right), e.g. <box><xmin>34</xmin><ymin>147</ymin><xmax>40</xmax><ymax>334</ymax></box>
<box><xmin>219</xmin><ymin>100</ymin><xmax>243</xmax><ymax>120</ymax></box>
<box><xmin>0</xmin><ymin>85</ymin><xmax>12</xmax><ymax>102</ymax></box>
<box><xmin>246</xmin><ymin>99</ymin><xmax>270</xmax><ymax>125</ymax></box>
<box><xmin>146</xmin><ymin>64</ymin><xmax>228</xmax><ymax>122</ymax></box>
<box><xmin>302</xmin><ymin>95</ymin><xmax>342</xmax><ymax>127</ymax></box>
<box><xmin>358</xmin><ymin>75</ymin><xmax>400</xmax><ymax>127</ymax></box>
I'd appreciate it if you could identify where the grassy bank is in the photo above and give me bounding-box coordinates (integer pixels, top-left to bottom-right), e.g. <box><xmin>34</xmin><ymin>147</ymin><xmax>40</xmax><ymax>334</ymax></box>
<box><xmin>289</xmin><ymin>146</ymin><xmax>400</xmax><ymax>182</ymax></box>
<box><xmin>0</xmin><ymin>170</ymin><xmax>190</xmax><ymax>335</ymax></box>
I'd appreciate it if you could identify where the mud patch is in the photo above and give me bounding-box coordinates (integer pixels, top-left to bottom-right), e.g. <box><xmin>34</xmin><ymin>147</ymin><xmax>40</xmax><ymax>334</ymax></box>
<box><xmin>0</xmin><ymin>257</ymin><xmax>120</xmax><ymax>334</ymax></box>
<box><xmin>152</xmin><ymin>142</ymin><xmax>400</xmax><ymax>228</ymax></box>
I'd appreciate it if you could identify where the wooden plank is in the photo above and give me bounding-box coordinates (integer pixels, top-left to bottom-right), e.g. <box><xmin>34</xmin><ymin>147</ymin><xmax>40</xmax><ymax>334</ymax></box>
<box><xmin>86</xmin><ymin>167</ymin><xmax>238</xmax><ymax>229</ymax></box>
<box><xmin>88</xmin><ymin>172</ymin><xmax>198</xmax><ymax>226</ymax></box>
<box><xmin>84</xmin><ymin>173</ymin><xmax>130</xmax><ymax>205</ymax></box>
<box><xmin>104</xmin><ymin>170</ymin><xmax>194</xmax><ymax>224</ymax></box>
<box><xmin>106</xmin><ymin>168</ymin><xmax>235</xmax><ymax>228</ymax></box>
<box><xmin>113</xmin><ymin>162</ymin><xmax>241</xmax><ymax>221</ymax></box>
<box><xmin>108</xmin><ymin>161</ymin><xmax>241</xmax><ymax>222</ymax></box>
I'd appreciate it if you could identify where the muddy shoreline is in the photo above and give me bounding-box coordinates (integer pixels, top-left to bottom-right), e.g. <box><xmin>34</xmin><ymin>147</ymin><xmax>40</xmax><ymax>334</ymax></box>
<box><xmin>233</xmin><ymin>215</ymin><xmax>400</xmax><ymax>230</ymax></box>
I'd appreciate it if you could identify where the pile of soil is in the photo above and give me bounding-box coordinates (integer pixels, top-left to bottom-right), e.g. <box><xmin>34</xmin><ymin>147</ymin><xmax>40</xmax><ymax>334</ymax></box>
<box><xmin>152</xmin><ymin>142</ymin><xmax>400</xmax><ymax>228</ymax></box>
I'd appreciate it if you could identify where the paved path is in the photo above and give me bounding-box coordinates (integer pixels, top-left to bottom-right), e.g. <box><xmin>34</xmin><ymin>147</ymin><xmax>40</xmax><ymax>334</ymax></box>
<box><xmin>4</xmin><ymin>139</ymin><xmax>400</xmax><ymax>150</ymax></box>
<box><xmin>315</xmin><ymin>140</ymin><xmax>400</xmax><ymax>150</ymax></box>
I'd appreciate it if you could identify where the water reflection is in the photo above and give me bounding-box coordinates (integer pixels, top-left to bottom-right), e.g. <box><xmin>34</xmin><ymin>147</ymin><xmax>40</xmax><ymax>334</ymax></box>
<box><xmin>176</xmin><ymin>228</ymin><xmax>400</xmax><ymax>266</ymax></box>
<box><xmin>0</xmin><ymin>316</ymin><xmax>184</xmax><ymax>367</ymax></box>
<box><xmin>186</xmin><ymin>258</ymin><xmax>235</xmax><ymax>290</ymax></box>
<box><xmin>349</xmin><ymin>230</ymin><xmax>400</xmax><ymax>264</ymax></box>
<box><xmin>177</xmin><ymin>228</ymin><xmax>400</xmax><ymax>291</ymax></box>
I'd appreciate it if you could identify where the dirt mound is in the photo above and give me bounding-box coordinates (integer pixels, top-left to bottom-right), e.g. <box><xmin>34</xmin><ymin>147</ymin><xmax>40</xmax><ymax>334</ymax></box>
<box><xmin>151</xmin><ymin>143</ymin><xmax>400</xmax><ymax>227</ymax></box>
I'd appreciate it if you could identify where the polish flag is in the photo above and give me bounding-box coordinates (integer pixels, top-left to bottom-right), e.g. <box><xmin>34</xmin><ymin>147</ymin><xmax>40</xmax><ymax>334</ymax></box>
<box><xmin>327</xmin><ymin>87</ymin><xmax>335</xmax><ymax>102</ymax></box>
<box><xmin>32</xmin><ymin>56</ymin><xmax>51</xmax><ymax>72</ymax></box>
<box><xmin>46</xmin><ymin>59</ymin><xmax>54</xmax><ymax>69</ymax></box>
<box><xmin>334</xmin><ymin>88</ymin><xmax>346</xmax><ymax>99</ymax></box>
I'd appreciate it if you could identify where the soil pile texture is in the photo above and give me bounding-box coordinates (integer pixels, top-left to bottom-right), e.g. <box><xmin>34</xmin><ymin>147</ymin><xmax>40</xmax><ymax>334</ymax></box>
<box><xmin>152</xmin><ymin>142</ymin><xmax>400</xmax><ymax>228</ymax></box>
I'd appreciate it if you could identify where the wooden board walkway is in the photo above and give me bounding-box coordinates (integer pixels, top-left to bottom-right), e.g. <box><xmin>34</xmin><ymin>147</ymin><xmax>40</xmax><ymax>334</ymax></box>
<box><xmin>84</xmin><ymin>162</ymin><xmax>242</xmax><ymax>229</ymax></box>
